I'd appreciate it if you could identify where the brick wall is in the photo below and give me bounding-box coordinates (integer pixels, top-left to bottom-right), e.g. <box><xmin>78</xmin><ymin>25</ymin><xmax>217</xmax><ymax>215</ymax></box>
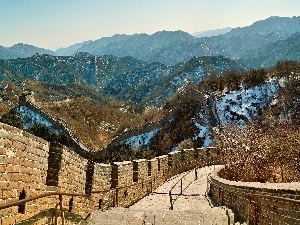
<box><xmin>0</xmin><ymin>121</ymin><xmax>225</xmax><ymax>224</ymax></box>
<box><xmin>133</xmin><ymin>159</ymin><xmax>148</xmax><ymax>183</ymax></box>
<box><xmin>0</xmin><ymin>123</ymin><xmax>54</xmax><ymax>224</ymax></box>
<box><xmin>156</xmin><ymin>155</ymin><xmax>169</xmax><ymax>185</ymax></box>
<box><xmin>210</xmin><ymin>166</ymin><xmax>300</xmax><ymax>225</ymax></box>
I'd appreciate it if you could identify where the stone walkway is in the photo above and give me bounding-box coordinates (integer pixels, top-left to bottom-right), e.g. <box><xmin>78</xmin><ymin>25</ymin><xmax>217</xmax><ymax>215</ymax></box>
<box><xmin>86</xmin><ymin>165</ymin><xmax>233</xmax><ymax>225</ymax></box>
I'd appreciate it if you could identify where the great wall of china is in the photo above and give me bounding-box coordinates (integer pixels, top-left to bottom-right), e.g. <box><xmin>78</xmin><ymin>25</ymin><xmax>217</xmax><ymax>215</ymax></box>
<box><xmin>0</xmin><ymin>95</ymin><xmax>299</xmax><ymax>224</ymax></box>
<box><xmin>0</xmin><ymin>121</ymin><xmax>221</xmax><ymax>224</ymax></box>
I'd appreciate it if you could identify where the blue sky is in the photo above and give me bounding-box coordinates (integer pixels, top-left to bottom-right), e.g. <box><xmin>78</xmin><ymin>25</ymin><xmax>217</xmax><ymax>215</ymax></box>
<box><xmin>0</xmin><ymin>0</ymin><xmax>299</xmax><ymax>50</ymax></box>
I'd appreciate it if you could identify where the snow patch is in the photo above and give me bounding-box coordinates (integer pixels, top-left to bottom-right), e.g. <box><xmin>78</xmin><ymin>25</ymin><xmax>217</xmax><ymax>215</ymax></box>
<box><xmin>122</xmin><ymin>129</ymin><xmax>160</xmax><ymax>149</ymax></box>
<box><xmin>216</xmin><ymin>79</ymin><xmax>279</xmax><ymax>126</ymax></box>
<box><xmin>14</xmin><ymin>105</ymin><xmax>60</xmax><ymax>133</ymax></box>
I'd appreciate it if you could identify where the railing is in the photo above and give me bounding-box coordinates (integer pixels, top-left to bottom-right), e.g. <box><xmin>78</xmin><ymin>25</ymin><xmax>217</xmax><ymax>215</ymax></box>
<box><xmin>0</xmin><ymin>191</ymin><xmax>89</xmax><ymax>225</ymax></box>
<box><xmin>208</xmin><ymin>174</ymin><xmax>300</xmax><ymax>225</ymax></box>
<box><xmin>168</xmin><ymin>167</ymin><xmax>198</xmax><ymax>210</ymax></box>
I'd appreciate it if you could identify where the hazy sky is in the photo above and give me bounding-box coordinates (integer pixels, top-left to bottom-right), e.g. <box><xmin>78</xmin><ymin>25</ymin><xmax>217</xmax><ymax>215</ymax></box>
<box><xmin>1</xmin><ymin>0</ymin><xmax>299</xmax><ymax>50</ymax></box>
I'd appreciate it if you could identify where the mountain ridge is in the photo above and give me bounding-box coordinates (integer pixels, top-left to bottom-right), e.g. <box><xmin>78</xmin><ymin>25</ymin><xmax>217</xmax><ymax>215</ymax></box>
<box><xmin>1</xmin><ymin>16</ymin><xmax>300</xmax><ymax>68</ymax></box>
<box><xmin>0</xmin><ymin>53</ymin><xmax>246</xmax><ymax>106</ymax></box>
<box><xmin>0</xmin><ymin>43</ymin><xmax>56</xmax><ymax>59</ymax></box>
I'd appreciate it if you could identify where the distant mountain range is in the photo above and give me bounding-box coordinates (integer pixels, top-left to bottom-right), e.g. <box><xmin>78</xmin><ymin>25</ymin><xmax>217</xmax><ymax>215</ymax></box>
<box><xmin>0</xmin><ymin>43</ymin><xmax>55</xmax><ymax>59</ymax></box>
<box><xmin>1</xmin><ymin>16</ymin><xmax>300</xmax><ymax>68</ymax></box>
<box><xmin>0</xmin><ymin>53</ymin><xmax>246</xmax><ymax>106</ymax></box>
<box><xmin>239</xmin><ymin>32</ymin><xmax>300</xmax><ymax>68</ymax></box>
<box><xmin>193</xmin><ymin>27</ymin><xmax>232</xmax><ymax>38</ymax></box>
<box><xmin>53</xmin><ymin>16</ymin><xmax>300</xmax><ymax>68</ymax></box>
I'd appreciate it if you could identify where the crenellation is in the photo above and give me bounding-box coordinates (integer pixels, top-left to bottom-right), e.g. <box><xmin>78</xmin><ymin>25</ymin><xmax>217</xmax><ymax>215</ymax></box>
<box><xmin>0</xmin><ymin>129</ymin><xmax>9</xmax><ymax>140</ymax></box>
<box><xmin>1</xmin><ymin>122</ymin><xmax>299</xmax><ymax>224</ymax></box>
<box><xmin>148</xmin><ymin>158</ymin><xmax>158</xmax><ymax>177</ymax></box>
<box><xmin>168</xmin><ymin>151</ymin><xmax>182</xmax><ymax>175</ymax></box>
<box><xmin>133</xmin><ymin>159</ymin><xmax>148</xmax><ymax>183</ymax></box>
<box><xmin>92</xmin><ymin>163</ymin><xmax>112</xmax><ymax>193</ymax></box>
<box><xmin>111</xmin><ymin>161</ymin><xmax>133</xmax><ymax>188</ymax></box>
<box><xmin>2</xmin><ymin>124</ymin><xmax>21</xmax><ymax>134</ymax></box>
<box><xmin>56</xmin><ymin>145</ymin><xmax>88</xmax><ymax>194</ymax></box>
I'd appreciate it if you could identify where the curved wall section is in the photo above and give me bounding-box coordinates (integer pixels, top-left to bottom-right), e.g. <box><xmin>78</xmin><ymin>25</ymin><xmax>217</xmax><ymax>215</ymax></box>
<box><xmin>210</xmin><ymin>167</ymin><xmax>300</xmax><ymax>225</ymax></box>
<box><xmin>0</xmin><ymin>122</ymin><xmax>220</xmax><ymax>224</ymax></box>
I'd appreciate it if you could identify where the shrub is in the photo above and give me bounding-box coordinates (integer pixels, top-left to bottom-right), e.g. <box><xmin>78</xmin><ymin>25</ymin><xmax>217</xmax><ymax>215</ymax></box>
<box><xmin>213</xmin><ymin>123</ymin><xmax>300</xmax><ymax>182</ymax></box>
<box><xmin>178</xmin><ymin>138</ymin><xmax>194</xmax><ymax>150</ymax></box>
<box><xmin>0</xmin><ymin>113</ymin><xmax>23</xmax><ymax>129</ymax></box>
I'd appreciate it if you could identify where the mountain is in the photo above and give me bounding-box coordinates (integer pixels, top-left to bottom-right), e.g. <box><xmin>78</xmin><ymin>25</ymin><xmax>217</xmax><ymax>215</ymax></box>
<box><xmin>0</xmin><ymin>43</ymin><xmax>56</xmax><ymax>59</ymax></box>
<box><xmin>77</xmin><ymin>31</ymin><xmax>198</xmax><ymax>62</ymax></box>
<box><xmin>239</xmin><ymin>32</ymin><xmax>300</xmax><ymax>68</ymax></box>
<box><xmin>1</xmin><ymin>55</ymin><xmax>299</xmax><ymax>156</ymax></box>
<box><xmin>2</xmin><ymin>16</ymin><xmax>300</xmax><ymax>68</ymax></box>
<box><xmin>193</xmin><ymin>27</ymin><xmax>232</xmax><ymax>38</ymax></box>
<box><xmin>55</xmin><ymin>40</ymin><xmax>92</xmax><ymax>56</ymax></box>
<box><xmin>49</xmin><ymin>16</ymin><xmax>300</xmax><ymax>68</ymax></box>
<box><xmin>53</xmin><ymin>31</ymin><xmax>200</xmax><ymax>65</ymax></box>
<box><xmin>98</xmin><ymin>62</ymin><xmax>300</xmax><ymax>161</ymax></box>
<box><xmin>0</xmin><ymin>53</ymin><xmax>147</xmax><ymax>90</ymax></box>
<box><xmin>0</xmin><ymin>53</ymin><xmax>246</xmax><ymax>106</ymax></box>
<box><xmin>102</xmin><ymin>56</ymin><xmax>246</xmax><ymax>106</ymax></box>
<box><xmin>225</xmin><ymin>16</ymin><xmax>300</xmax><ymax>38</ymax></box>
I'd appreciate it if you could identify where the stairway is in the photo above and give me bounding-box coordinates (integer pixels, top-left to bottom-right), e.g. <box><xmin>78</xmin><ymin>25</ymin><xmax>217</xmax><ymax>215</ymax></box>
<box><xmin>84</xmin><ymin>165</ymin><xmax>234</xmax><ymax>225</ymax></box>
<box><xmin>85</xmin><ymin>206</ymin><xmax>231</xmax><ymax>225</ymax></box>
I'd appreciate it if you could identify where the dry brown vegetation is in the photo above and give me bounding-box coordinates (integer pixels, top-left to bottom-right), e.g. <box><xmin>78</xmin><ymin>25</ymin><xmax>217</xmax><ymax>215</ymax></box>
<box><xmin>213</xmin><ymin>70</ymin><xmax>300</xmax><ymax>183</ymax></box>
<box><xmin>0</xmin><ymin>80</ymin><xmax>166</xmax><ymax>150</ymax></box>
<box><xmin>214</xmin><ymin>123</ymin><xmax>300</xmax><ymax>182</ymax></box>
<box><xmin>0</xmin><ymin>102</ymin><xmax>10</xmax><ymax>116</ymax></box>
<box><xmin>40</xmin><ymin>96</ymin><xmax>165</xmax><ymax>150</ymax></box>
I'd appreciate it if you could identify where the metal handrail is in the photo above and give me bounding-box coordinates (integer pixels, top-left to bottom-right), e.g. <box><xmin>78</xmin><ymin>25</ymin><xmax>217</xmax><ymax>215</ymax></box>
<box><xmin>169</xmin><ymin>167</ymin><xmax>198</xmax><ymax>210</ymax></box>
<box><xmin>0</xmin><ymin>191</ymin><xmax>89</xmax><ymax>225</ymax></box>
<box><xmin>0</xmin><ymin>191</ymin><xmax>89</xmax><ymax>210</ymax></box>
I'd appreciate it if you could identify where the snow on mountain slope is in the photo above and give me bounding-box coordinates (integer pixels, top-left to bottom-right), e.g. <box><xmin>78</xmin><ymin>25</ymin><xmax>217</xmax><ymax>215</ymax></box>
<box><xmin>14</xmin><ymin>105</ymin><xmax>60</xmax><ymax>132</ymax></box>
<box><xmin>122</xmin><ymin>128</ymin><xmax>161</xmax><ymax>149</ymax></box>
<box><xmin>216</xmin><ymin>78</ymin><xmax>280</xmax><ymax>126</ymax></box>
<box><xmin>192</xmin><ymin>105</ymin><xmax>212</xmax><ymax>147</ymax></box>
<box><xmin>121</xmin><ymin>78</ymin><xmax>282</xmax><ymax>152</ymax></box>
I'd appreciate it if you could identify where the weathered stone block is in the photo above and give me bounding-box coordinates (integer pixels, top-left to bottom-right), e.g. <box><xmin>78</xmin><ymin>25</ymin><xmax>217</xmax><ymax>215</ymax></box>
<box><xmin>12</xmin><ymin>141</ymin><xmax>26</xmax><ymax>151</ymax></box>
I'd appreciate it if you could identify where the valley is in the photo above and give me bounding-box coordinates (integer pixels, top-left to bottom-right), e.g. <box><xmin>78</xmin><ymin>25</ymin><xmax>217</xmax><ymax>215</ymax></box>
<box><xmin>0</xmin><ymin>16</ymin><xmax>300</xmax><ymax>163</ymax></box>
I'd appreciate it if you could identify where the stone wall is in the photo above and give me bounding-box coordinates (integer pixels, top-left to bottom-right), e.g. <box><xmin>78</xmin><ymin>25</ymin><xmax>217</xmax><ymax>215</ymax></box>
<box><xmin>0</xmin><ymin>122</ymin><xmax>222</xmax><ymax>224</ymax></box>
<box><xmin>0</xmin><ymin>122</ymin><xmax>54</xmax><ymax>224</ymax></box>
<box><xmin>210</xmin><ymin>166</ymin><xmax>300</xmax><ymax>225</ymax></box>
<box><xmin>2</xmin><ymin>121</ymin><xmax>299</xmax><ymax>224</ymax></box>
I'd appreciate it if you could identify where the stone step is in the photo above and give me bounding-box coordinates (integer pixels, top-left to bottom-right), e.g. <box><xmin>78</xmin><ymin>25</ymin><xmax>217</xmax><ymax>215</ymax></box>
<box><xmin>85</xmin><ymin>166</ymin><xmax>233</xmax><ymax>225</ymax></box>
<box><xmin>86</xmin><ymin>207</ymin><xmax>229</xmax><ymax>225</ymax></box>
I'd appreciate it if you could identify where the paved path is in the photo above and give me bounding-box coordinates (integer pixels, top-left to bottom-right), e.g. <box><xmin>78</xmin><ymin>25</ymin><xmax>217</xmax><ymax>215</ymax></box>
<box><xmin>86</xmin><ymin>165</ymin><xmax>233</xmax><ymax>225</ymax></box>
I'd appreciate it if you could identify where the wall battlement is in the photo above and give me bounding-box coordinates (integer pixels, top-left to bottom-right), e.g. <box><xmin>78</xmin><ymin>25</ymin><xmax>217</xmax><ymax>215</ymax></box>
<box><xmin>0</xmin><ymin>122</ymin><xmax>220</xmax><ymax>224</ymax></box>
<box><xmin>1</xmin><ymin>122</ymin><xmax>298</xmax><ymax>224</ymax></box>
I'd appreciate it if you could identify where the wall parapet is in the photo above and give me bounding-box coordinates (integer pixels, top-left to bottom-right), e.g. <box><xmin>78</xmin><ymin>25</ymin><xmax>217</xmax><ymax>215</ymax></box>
<box><xmin>210</xmin><ymin>166</ymin><xmax>300</xmax><ymax>225</ymax></box>
<box><xmin>0</xmin><ymin>122</ymin><xmax>229</xmax><ymax>224</ymax></box>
